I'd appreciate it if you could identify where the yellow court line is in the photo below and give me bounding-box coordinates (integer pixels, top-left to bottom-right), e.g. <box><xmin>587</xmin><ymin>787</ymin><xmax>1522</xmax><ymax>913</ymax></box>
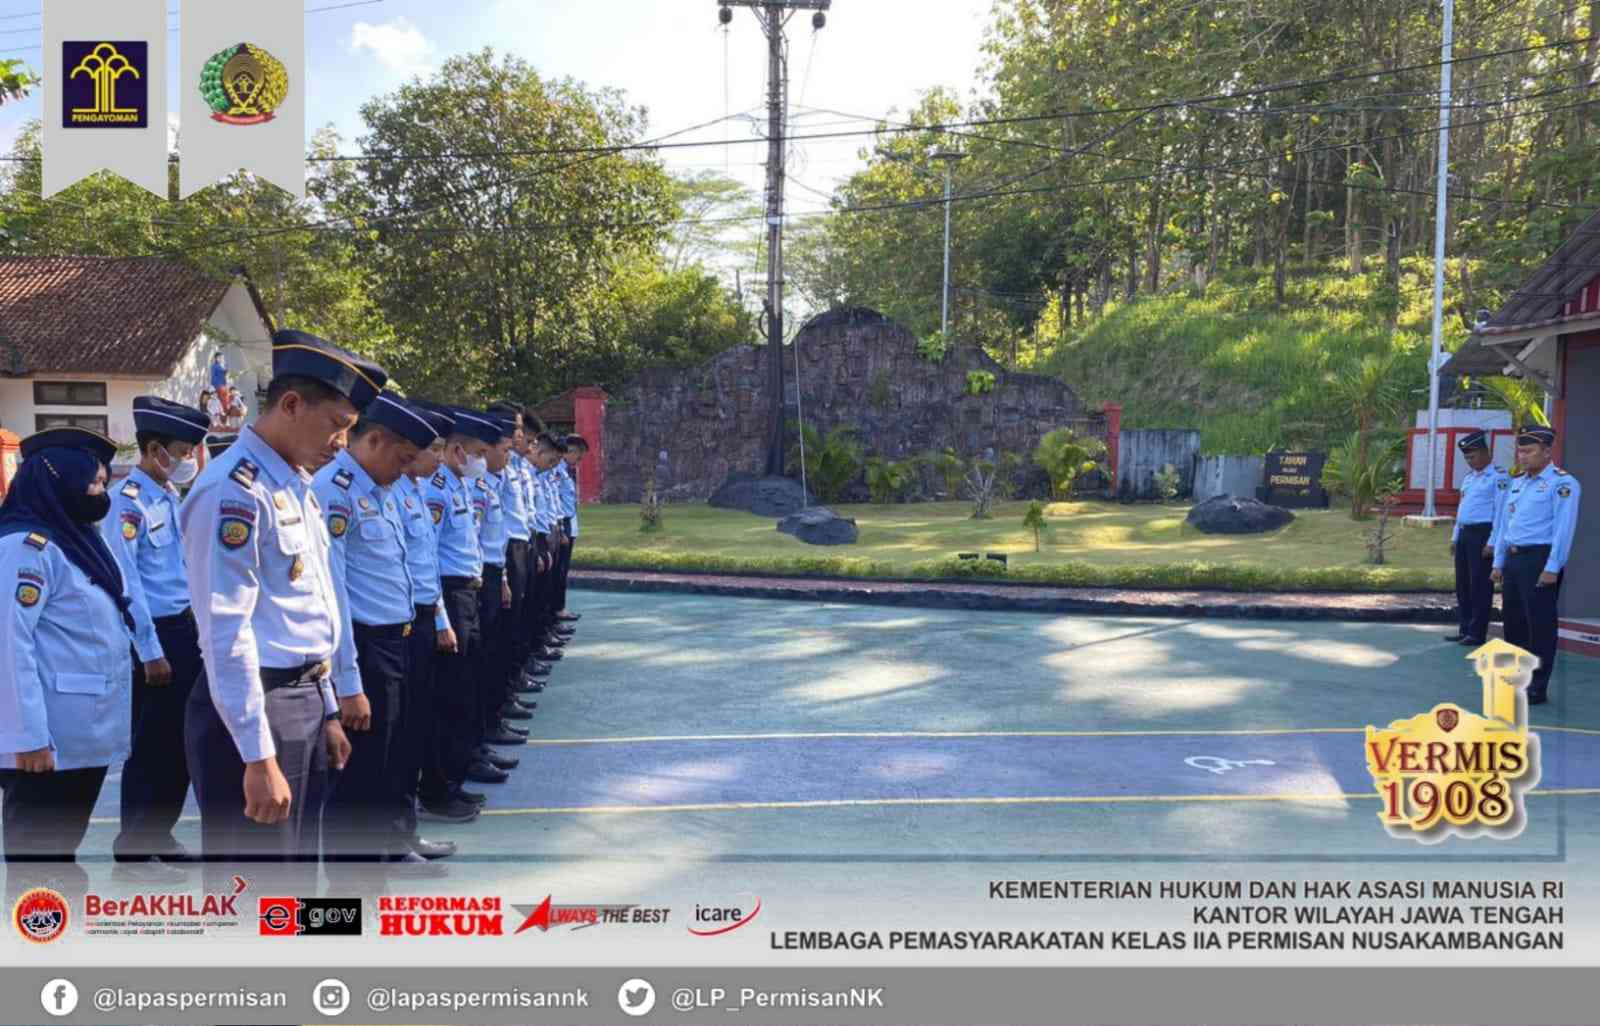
<box><xmin>522</xmin><ymin>725</ymin><xmax>1600</xmax><ymax>745</ymax></box>
<box><xmin>85</xmin><ymin>788</ymin><xmax>1600</xmax><ymax>826</ymax></box>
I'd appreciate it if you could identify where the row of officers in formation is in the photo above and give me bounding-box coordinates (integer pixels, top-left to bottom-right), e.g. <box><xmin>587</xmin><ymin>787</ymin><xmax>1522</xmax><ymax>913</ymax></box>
<box><xmin>1445</xmin><ymin>426</ymin><xmax>1583</xmax><ymax>705</ymax></box>
<box><xmin>0</xmin><ymin>330</ymin><xmax>588</xmax><ymax>899</ymax></box>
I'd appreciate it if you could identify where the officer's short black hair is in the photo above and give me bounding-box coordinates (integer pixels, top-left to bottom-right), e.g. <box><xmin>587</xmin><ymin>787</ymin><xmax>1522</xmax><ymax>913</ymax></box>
<box><xmin>566</xmin><ymin>434</ymin><xmax>589</xmax><ymax>452</ymax></box>
<box><xmin>265</xmin><ymin>374</ymin><xmax>346</xmax><ymax>409</ymax></box>
<box><xmin>350</xmin><ymin>417</ymin><xmax>397</xmax><ymax>442</ymax></box>
<box><xmin>134</xmin><ymin>430</ymin><xmax>185</xmax><ymax>457</ymax></box>
<box><xmin>487</xmin><ymin>401</ymin><xmax>525</xmax><ymax>422</ymax></box>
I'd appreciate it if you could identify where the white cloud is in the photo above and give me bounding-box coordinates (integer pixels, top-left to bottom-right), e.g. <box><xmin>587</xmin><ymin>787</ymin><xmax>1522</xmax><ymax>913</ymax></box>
<box><xmin>348</xmin><ymin>18</ymin><xmax>435</xmax><ymax>79</ymax></box>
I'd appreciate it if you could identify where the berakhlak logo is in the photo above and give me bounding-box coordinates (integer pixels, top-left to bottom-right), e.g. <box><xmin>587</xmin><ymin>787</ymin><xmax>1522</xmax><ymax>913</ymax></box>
<box><xmin>257</xmin><ymin>896</ymin><xmax>362</xmax><ymax>936</ymax></box>
<box><xmin>199</xmin><ymin>43</ymin><xmax>288</xmax><ymax>125</ymax></box>
<box><xmin>62</xmin><ymin>42</ymin><xmax>149</xmax><ymax>129</ymax></box>
<box><xmin>13</xmin><ymin>888</ymin><xmax>69</xmax><ymax>944</ymax></box>
<box><xmin>688</xmin><ymin>896</ymin><xmax>761</xmax><ymax>937</ymax></box>
<box><xmin>1365</xmin><ymin>639</ymin><xmax>1542</xmax><ymax>843</ymax></box>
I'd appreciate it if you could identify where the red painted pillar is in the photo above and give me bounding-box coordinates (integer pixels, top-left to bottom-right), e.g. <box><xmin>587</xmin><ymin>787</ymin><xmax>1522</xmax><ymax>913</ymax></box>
<box><xmin>572</xmin><ymin>386</ymin><xmax>608</xmax><ymax>503</ymax></box>
<box><xmin>1102</xmin><ymin>402</ymin><xmax>1123</xmax><ymax>497</ymax></box>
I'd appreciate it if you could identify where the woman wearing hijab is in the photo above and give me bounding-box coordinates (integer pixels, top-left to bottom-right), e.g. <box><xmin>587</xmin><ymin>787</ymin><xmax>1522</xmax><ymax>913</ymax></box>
<box><xmin>0</xmin><ymin>427</ymin><xmax>135</xmax><ymax>900</ymax></box>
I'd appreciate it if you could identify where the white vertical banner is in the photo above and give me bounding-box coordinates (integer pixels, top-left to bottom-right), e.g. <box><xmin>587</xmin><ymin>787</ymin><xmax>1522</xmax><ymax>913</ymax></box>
<box><xmin>179</xmin><ymin>3</ymin><xmax>305</xmax><ymax>198</ymax></box>
<box><xmin>42</xmin><ymin>0</ymin><xmax>168</xmax><ymax>199</ymax></box>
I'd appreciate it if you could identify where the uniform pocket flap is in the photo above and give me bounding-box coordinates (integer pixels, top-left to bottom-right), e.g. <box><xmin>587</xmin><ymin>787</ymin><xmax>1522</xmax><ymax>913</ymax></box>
<box><xmin>54</xmin><ymin>672</ymin><xmax>108</xmax><ymax>695</ymax></box>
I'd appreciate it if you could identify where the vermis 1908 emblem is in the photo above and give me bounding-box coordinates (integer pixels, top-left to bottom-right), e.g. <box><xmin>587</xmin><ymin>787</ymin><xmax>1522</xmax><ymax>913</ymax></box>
<box><xmin>200</xmin><ymin>43</ymin><xmax>289</xmax><ymax>125</ymax></box>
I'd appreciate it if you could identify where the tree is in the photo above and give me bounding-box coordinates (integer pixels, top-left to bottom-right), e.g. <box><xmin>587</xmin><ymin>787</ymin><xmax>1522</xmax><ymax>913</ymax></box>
<box><xmin>1032</xmin><ymin>428</ymin><xmax>1107</xmax><ymax>500</ymax></box>
<box><xmin>1022</xmin><ymin>500</ymin><xmax>1048</xmax><ymax>551</ymax></box>
<box><xmin>787</xmin><ymin>422</ymin><xmax>864</xmax><ymax>503</ymax></box>
<box><xmin>0</xmin><ymin>60</ymin><xmax>39</xmax><ymax>105</ymax></box>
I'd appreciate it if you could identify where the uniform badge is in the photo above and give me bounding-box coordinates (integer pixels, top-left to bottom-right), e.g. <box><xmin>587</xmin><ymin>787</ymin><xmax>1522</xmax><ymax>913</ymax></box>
<box><xmin>427</xmin><ymin>501</ymin><xmax>444</xmax><ymax>525</ymax></box>
<box><xmin>23</xmin><ymin>532</ymin><xmax>48</xmax><ymax>551</ymax></box>
<box><xmin>333</xmin><ymin>469</ymin><xmax>353</xmax><ymax>490</ymax></box>
<box><xmin>1497</xmin><ymin>480</ymin><xmax>1509</xmax><ymax>490</ymax></box>
<box><xmin>15</xmin><ymin>581</ymin><xmax>41</xmax><ymax>607</ymax></box>
<box><xmin>431</xmin><ymin>472</ymin><xmax>446</xmax><ymax>488</ymax></box>
<box><xmin>1559</xmin><ymin>485</ymin><xmax>1572</xmax><ymax>499</ymax></box>
<box><xmin>273</xmin><ymin>493</ymin><xmax>288</xmax><ymax>511</ymax></box>
<box><xmin>404</xmin><ymin>496</ymin><xmax>415</xmax><ymax>510</ymax></box>
<box><xmin>229</xmin><ymin>458</ymin><xmax>259</xmax><ymax>490</ymax></box>
<box><xmin>120</xmin><ymin>480</ymin><xmax>141</xmax><ymax>499</ymax></box>
<box><xmin>218</xmin><ymin>517</ymin><xmax>253</xmax><ymax>549</ymax></box>
<box><xmin>328</xmin><ymin>513</ymin><xmax>349</xmax><ymax>538</ymax></box>
<box><xmin>119</xmin><ymin>511</ymin><xmax>142</xmax><ymax>541</ymax></box>
<box><xmin>357</xmin><ymin>497</ymin><xmax>371</xmax><ymax>512</ymax></box>
<box><xmin>289</xmin><ymin>555</ymin><xmax>304</xmax><ymax>582</ymax></box>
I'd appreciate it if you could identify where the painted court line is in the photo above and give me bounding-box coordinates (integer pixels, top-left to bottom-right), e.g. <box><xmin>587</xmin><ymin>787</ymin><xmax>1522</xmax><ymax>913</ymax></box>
<box><xmin>522</xmin><ymin>725</ymin><xmax>1600</xmax><ymax>746</ymax></box>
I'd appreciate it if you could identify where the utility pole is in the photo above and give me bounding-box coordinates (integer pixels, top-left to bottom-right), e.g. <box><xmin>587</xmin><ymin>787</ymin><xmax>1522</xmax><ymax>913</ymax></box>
<box><xmin>933</xmin><ymin>150</ymin><xmax>966</xmax><ymax>337</ymax></box>
<box><xmin>719</xmin><ymin>0</ymin><xmax>830</xmax><ymax>478</ymax></box>
<box><xmin>1422</xmin><ymin>0</ymin><xmax>1453</xmax><ymax>520</ymax></box>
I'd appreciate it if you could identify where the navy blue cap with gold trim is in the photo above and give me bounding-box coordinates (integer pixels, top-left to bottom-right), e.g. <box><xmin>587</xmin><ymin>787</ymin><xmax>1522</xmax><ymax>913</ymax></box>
<box><xmin>408</xmin><ymin>402</ymin><xmax>455</xmax><ymax>441</ymax></box>
<box><xmin>366</xmin><ymin>391</ymin><xmax>441</xmax><ymax>449</ymax></box>
<box><xmin>1517</xmin><ymin>426</ymin><xmax>1557</xmax><ymax>447</ymax></box>
<box><xmin>449</xmin><ymin>407</ymin><xmax>503</xmax><ymax>445</ymax></box>
<box><xmin>271</xmin><ymin>329</ymin><xmax>388</xmax><ymax>412</ymax></box>
<box><xmin>20</xmin><ymin>426</ymin><xmax>117</xmax><ymax>465</ymax></box>
<box><xmin>133</xmin><ymin>396</ymin><xmax>209</xmax><ymax>445</ymax></box>
<box><xmin>1457</xmin><ymin>429</ymin><xmax>1489</xmax><ymax>453</ymax></box>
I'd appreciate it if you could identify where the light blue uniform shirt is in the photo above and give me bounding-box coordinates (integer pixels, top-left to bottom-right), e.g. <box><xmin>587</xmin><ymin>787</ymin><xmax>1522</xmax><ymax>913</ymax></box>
<box><xmin>1492</xmin><ymin>464</ymin><xmax>1583</xmax><ymax>575</ymax></box>
<box><xmin>1452</xmin><ymin>464</ymin><xmax>1509</xmax><ymax>542</ymax></box>
<box><xmin>0</xmin><ymin>531</ymin><xmax>134</xmax><ymax>771</ymax></box>
<box><xmin>530</xmin><ymin>466</ymin><xmax>557</xmax><ymax>535</ymax></box>
<box><xmin>395</xmin><ymin>473</ymin><xmax>451</xmax><ymax>633</ymax></box>
<box><xmin>103</xmin><ymin>466</ymin><xmax>188</xmax><ymax>662</ymax></box>
<box><xmin>477</xmin><ymin>471</ymin><xmax>508</xmax><ymax>566</ymax></box>
<box><xmin>501</xmin><ymin>454</ymin><xmax>532</xmax><ymax>541</ymax></box>
<box><xmin>313</xmin><ymin>450</ymin><xmax>416</xmax><ymax>699</ymax></box>
<box><xmin>424</xmin><ymin>465</ymin><xmax>482</xmax><ymax>579</ymax></box>
<box><xmin>180</xmin><ymin>427</ymin><xmax>340</xmax><ymax>763</ymax></box>
<box><xmin>554</xmin><ymin>461</ymin><xmax>577</xmax><ymax>536</ymax></box>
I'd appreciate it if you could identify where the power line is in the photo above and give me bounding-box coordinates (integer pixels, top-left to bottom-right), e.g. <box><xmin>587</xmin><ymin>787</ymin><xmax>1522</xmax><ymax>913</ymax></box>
<box><xmin>0</xmin><ymin>0</ymin><xmax>386</xmax><ymax>53</ymax></box>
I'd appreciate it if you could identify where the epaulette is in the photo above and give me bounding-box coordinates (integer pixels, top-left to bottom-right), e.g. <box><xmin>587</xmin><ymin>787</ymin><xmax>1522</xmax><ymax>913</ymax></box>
<box><xmin>22</xmin><ymin>531</ymin><xmax>48</xmax><ymax>551</ymax></box>
<box><xmin>474</xmin><ymin>477</ymin><xmax>489</xmax><ymax>492</ymax></box>
<box><xmin>431</xmin><ymin>472</ymin><xmax>447</xmax><ymax>488</ymax></box>
<box><xmin>229</xmin><ymin>458</ymin><xmax>260</xmax><ymax>490</ymax></box>
<box><xmin>120</xmin><ymin>479</ymin><xmax>141</xmax><ymax>499</ymax></box>
<box><xmin>333</xmin><ymin>468</ymin><xmax>353</xmax><ymax>490</ymax></box>
<box><xmin>1554</xmin><ymin>468</ymin><xmax>1569</xmax><ymax>476</ymax></box>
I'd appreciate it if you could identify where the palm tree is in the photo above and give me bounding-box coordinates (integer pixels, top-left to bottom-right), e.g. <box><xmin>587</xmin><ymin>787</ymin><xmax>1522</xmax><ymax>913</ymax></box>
<box><xmin>0</xmin><ymin>60</ymin><xmax>39</xmax><ymax>105</ymax></box>
<box><xmin>1328</xmin><ymin>352</ymin><xmax>1406</xmax><ymax>467</ymax></box>
<box><xmin>1471</xmin><ymin>375</ymin><xmax>1549</xmax><ymax>434</ymax></box>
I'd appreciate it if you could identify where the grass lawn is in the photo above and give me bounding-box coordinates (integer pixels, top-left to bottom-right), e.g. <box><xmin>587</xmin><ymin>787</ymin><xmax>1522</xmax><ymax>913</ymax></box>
<box><xmin>572</xmin><ymin>500</ymin><xmax>1456</xmax><ymax>592</ymax></box>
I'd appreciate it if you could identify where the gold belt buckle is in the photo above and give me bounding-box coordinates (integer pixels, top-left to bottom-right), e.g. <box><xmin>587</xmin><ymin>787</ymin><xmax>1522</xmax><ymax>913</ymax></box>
<box><xmin>313</xmin><ymin>660</ymin><xmax>330</xmax><ymax>679</ymax></box>
<box><xmin>402</xmin><ymin>623</ymin><xmax>413</xmax><ymax>638</ymax></box>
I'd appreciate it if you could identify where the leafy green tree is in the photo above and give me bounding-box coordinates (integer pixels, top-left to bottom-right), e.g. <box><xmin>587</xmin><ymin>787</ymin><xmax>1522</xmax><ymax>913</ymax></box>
<box><xmin>0</xmin><ymin>59</ymin><xmax>39</xmax><ymax>105</ymax></box>
<box><xmin>1032</xmin><ymin>428</ymin><xmax>1108</xmax><ymax>500</ymax></box>
<box><xmin>864</xmin><ymin>457</ymin><xmax>917</xmax><ymax>504</ymax></box>
<box><xmin>1022</xmin><ymin>499</ymin><xmax>1049</xmax><ymax>551</ymax></box>
<box><xmin>787</xmin><ymin>421</ymin><xmax>864</xmax><ymax>503</ymax></box>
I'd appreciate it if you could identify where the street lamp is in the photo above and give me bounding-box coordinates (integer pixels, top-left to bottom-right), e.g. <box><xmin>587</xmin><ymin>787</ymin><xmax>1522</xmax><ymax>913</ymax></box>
<box><xmin>932</xmin><ymin>150</ymin><xmax>966</xmax><ymax>338</ymax></box>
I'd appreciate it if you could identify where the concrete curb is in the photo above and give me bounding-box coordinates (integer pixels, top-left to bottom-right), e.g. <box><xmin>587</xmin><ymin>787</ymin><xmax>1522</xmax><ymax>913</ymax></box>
<box><xmin>570</xmin><ymin>569</ymin><xmax>1461</xmax><ymax>623</ymax></box>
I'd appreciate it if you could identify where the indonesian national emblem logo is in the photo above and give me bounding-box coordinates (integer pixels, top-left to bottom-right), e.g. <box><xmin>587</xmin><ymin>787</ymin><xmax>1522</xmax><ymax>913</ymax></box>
<box><xmin>63</xmin><ymin>42</ymin><xmax>149</xmax><ymax>129</ymax></box>
<box><xmin>13</xmin><ymin>888</ymin><xmax>68</xmax><ymax>944</ymax></box>
<box><xmin>199</xmin><ymin>43</ymin><xmax>289</xmax><ymax>125</ymax></box>
<box><xmin>1365</xmin><ymin>639</ymin><xmax>1542</xmax><ymax>843</ymax></box>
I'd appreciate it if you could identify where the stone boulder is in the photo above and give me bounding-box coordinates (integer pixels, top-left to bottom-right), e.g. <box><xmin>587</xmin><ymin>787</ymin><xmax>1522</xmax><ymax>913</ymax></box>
<box><xmin>1185</xmin><ymin>494</ymin><xmax>1296</xmax><ymax>535</ymax></box>
<box><xmin>777</xmin><ymin>506</ymin><xmax>859</xmax><ymax>546</ymax></box>
<box><xmin>709</xmin><ymin>472</ymin><xmax>818</xmax><ymax>517</ymax></box>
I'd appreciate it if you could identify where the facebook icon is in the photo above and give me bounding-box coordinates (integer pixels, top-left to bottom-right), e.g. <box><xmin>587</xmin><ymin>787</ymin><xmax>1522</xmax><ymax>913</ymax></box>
<box><xmin>40</xmin><ymin>979</ymin><xmax>78</xmax><ymax>1016</ymax></box>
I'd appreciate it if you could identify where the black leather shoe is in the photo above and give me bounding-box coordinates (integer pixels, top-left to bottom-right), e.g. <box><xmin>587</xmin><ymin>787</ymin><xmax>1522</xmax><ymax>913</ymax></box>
<box><xmin>1443</xmin><ymin>632</ymin><xmax>1468</xmax><ymax>642</ymax></box>
<box><xmin>111</xmin><ymin>858</ymin><xmax>188</xmax><ymax>885</ymax></box>
<box><xmin>477</xmin><ymin>748</ymin><xmax>520</xmax><ymax>770</ymax></box>
<box><xmin>466</xmin><ymin>760</ymin><xmax>510</xmax><ymax>783</ymax></box>
<box><xmin>1528</xmin><ymin>689</ymin><xmax>1548</xmax><ymax>706</ymax></box>
<box><xmin>155</xmin><ymin>841</ymin><xmax>200</xmax><ymax>864</ymax></box>
<box><xmin>511</xmin><ymin>696</ymin><xmax>537</xmax><ymax>710</ymax></box>
<box><xmin>419</xmin><ymin>799</ymin><xmax>478</xmax><ymax>823</ymax></box>
<box><xmin>386</xmin><ymin>851</ymin><xmax>447</xmax><ymax>878</ymax></box>
<box><xmin>411</xmin><ymin>838</ymin><xmax>458</xmax><ymax>860</ymax></box>
<box><xmin>452</xmin><ymin>786</ymin><xmax>487</xmax><ymax>806</ymax></box>
<box><xmin>537</xmin><ymin>648</ymin><xmax>564</xmax><ymax>661</ymax></box>
<box><xmin>499</xmin><ymin>719</ymin><xmax>530</xmax><ymax>737</ymax></box>
<box><xmin>484</xmin><ymin>727</ymin><xmax>526</xmax><ymax>746</ymax></box>
<box><xmin>516</xmin><ymin>680</ymin><xmax>545</xmax><ymax>695</ymax></box>
<box><xmin>1458</xmin><ymin>636</ymin><xmax>1486</xmax><ymax>646</ymax></box>
<box><xmin>500</xmin><ymin>702</ymin><xmax>533</xmax><ymax>721</ymax></box>
<box><xmin>558</xmin><ymin>612</ymin><xmax>581</xmax><ymax>622</ymax></box>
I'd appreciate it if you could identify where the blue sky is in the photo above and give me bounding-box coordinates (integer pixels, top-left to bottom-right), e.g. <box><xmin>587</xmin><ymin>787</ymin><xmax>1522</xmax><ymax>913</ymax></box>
<box><xmin>1</xmin><ymin>0</ymin><xmax>993</xmax><ymax>202</ymax></box>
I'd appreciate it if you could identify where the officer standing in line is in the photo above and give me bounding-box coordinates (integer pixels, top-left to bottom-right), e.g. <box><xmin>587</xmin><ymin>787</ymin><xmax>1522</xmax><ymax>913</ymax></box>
<box><xmin>390</xmin><ymin>405</ymin><xmax>473</xmax><ymax>853</ymax></box>
<box><xmin>0</xmin><ymin>428</ymin><xmax>133</xmax><ymax>905</ymax></box>
<box><xmin>312</xmin><ymin>391</ymin><xmax>442</xmax><ymax>880</ymax></box>
<box><xmin>533</xmin><ymin>435</ymin><xmax>576</xmax><ymax>660</ymax></box>
<box><xmin>102</xmin><ymin>397</ymin><xmax>211</xmax><ymax>883</ymax></box>
<box><xmin>1491</xmin><ymin>426</ymin><xmax>1583</xmax><ymax>705</ymax></box>
<box><xmin>485</xmin><ymin>406</ymin><xmax>539</xmax><ymax>729</ymax></box>
<box><xmin>512</xmin><ymin>426</ymin><xmax>555</xmax><ymax>694</ymax></box>
<box><xmin>1445</xmin><ymin>430</ymin><xmax>1509</xmax><ymax>647</ymax></box>
<box><xmin>419</xmin><ymin>408</ymin><xmax>500</xmax><ymax>817</ymax></box>
<box><xmin>552</xmin><ymin>434</ymin><xmax>586</xmax><ymax>625</ymax></box>
<box><xmin>524</xmin><ymin>436</ymin><xmax>562</xmax><ymax>668</ymax></box>
<box><xmin>476</xmin><ymin>418</ymin><xmax>527</xmax><ymax>756</ymax></box>
<box><xmin>182</xmin><ymin>331</ymin><xmax>382</xmax><ymax>894</ymax></box>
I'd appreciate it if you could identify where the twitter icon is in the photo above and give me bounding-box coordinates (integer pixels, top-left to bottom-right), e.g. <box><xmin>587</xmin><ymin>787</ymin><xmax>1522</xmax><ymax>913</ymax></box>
<box><xmin>618</xmin><ymin>978</ymin><xmax>656</xmax><ymax>1017</ymax></box>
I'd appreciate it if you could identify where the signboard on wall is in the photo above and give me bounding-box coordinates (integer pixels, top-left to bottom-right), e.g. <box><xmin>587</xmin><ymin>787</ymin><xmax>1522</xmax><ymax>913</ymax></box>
<box><xmin>1260</xmin><ymin>451</ymin><xmax>1329</xmax><ymax>508</ymax></box>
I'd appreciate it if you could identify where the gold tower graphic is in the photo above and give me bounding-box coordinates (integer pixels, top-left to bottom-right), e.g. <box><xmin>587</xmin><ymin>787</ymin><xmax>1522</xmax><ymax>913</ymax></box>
<box><xmin>69</xmin><ymin>43</ymin><xmax>142</xmax><ymax>120</ymax></box>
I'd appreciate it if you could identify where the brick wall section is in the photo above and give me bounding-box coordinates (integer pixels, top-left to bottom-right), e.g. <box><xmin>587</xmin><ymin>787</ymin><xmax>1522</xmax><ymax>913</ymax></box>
<box><xmin>601</xmin><ymin>308</ymin><xmax>1095</xmax><ymax>503</ymax></box>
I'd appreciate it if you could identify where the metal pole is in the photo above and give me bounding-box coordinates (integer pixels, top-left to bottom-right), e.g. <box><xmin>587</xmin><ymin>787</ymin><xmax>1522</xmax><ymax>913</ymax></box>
<box><xmin>763</xmin><ymin>3</ymin><xmax>787</xmax><ymax>478</ymax></box>
<box><xmin>1423</xmin><ymin>0</ymin><xmax>1453</xmax><ymax>518</ymax></box>
<box><xmin>942</xmin><ymin>162</ymin><xmax>953</xmax><ymax>336</ymax></box>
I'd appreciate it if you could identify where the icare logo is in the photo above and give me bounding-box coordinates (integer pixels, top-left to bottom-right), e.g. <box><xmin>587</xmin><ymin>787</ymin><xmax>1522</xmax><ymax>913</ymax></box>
<box><xmin>257</xmin><ymin>897</ymin><xmax>362</xmax><ymax>936</ymax></box>
<box><xmin>688</xmin><ymin>896</ymin><xmax>761</xmax><ymax>937</ymax></box>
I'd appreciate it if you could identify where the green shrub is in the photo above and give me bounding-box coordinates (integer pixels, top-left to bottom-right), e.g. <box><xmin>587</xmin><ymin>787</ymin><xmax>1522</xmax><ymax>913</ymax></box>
<box><xmin>639</xmin><ymin>470</ymin><xmax>663</xmax><ymax>533</ymax></box>
<box><xmin>787</xmin><ymin>421</ymin><xmax>864</xmax><ymax>503</ymax></box>
<box><xmin>864</xmin><ymin>456</ymin><xmax>917</xmax><ymax>504</ymax></box>
<box><xmin>1033</xmin><ymin>428</ymin><xmax>1108</xmax><ymax>500</ymax></box>
<box><xmin>917</xmin><ymin>330</ymin><xmax>949</xmax><ymax>363</ymax></box>
<box><xmin>1153</xmin><ymin>463</ymin><xmax>1181</xmax><ymax>503</ymax></box>
<box><xmin>965</xmin><ymin>370</ymin><xmax>996</xmax><ymax>396</ymax></box>
<box><xmin>1022</xmin><ymin>500</ymin><xmax>1049</xmax><ymax>551</ymax></box>
<box><xmin>926</xmin><ymin>448</ymin><xmax>964</xmax><ymax>499</ymax></box>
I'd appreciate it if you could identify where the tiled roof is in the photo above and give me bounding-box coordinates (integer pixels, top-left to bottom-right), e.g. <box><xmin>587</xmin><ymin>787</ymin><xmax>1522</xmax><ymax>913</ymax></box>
<box><xmin>0</xmin><ymin>257</ymin><xmax>233</xmax><ymax>376</ymax></box>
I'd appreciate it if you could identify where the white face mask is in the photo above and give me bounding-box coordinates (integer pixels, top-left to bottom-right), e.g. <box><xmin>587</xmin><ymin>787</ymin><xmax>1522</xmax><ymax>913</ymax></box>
<box><xmin>465</xmin><ymin>454</ymin><xmax>488</xmax><ymax>480</ymax></box>
<box><xmin>159</xmin><ymin>445</ymin><xmax>200</xmax><ymax>486</ymax></box>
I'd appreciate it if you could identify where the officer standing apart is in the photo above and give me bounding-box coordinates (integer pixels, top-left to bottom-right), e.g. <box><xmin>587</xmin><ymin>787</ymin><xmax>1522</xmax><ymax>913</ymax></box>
<box><xmin>182</xmin><ymin>331</ymin><xmax>384</xmax><ymax>893</ymax></box>
<box><xmin>313</xmin><ymin>390</ymin><xmax>441</xmax><ymax>880</ymax></box>
<box><xmin>0</xmin><ymin>428</ymin><xmax>133</xmax><ymax>903</ymax></box>
<box><xmin>1491</xmin><ymin>426</ymin><xmax>1583</xmax><ymax>705</ymax></box>
<box><xmin>102</xmin><ymin>397</ymin><xmax>211</xmax><ymax>883</ymax></box>
<box><xmin>1445</xmin><ymin>430</ymin><xmax>1509</xmax><ymax>647</ymax></box>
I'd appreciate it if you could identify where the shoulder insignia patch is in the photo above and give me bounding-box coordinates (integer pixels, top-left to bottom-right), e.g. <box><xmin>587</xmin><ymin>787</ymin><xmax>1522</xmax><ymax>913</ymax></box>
<box><xmin>229</xmin><ymin>458</ymin><xmax>260</xmax><ymax>490</ymax></box>
<box><xmin>23</xmin><ymin>532</ymin><xmax>48</xmax><ymax>551</ymax></box>
<box><xmin>333</xmin><ymin>469</ymin><xmax>353</xmax><ymax>490</ymax></box>
<box><xmin>120</xmin><ymin>480</ymin><xmax>141</xmax><ymax>499</ymax></box>
<box><xmin>328</xmin><ymin>512</ymin><xmax>349</xmax><ymax>538</ymax></box>
<box><xmin>427</xmin><ymin>500</ymin><xmax>444</xmax><ymax>525</ymax></box>
<box><xmin>219</xmin><ymin>516</ymin><xmax>254</xmax><ymax>550</ymax></box>
<box><xmin>15</xmin><ymin>580</ymin><xmax>41</xmax><ymax>607</ymax></box>
<box><xmin>1559</xmin><ymin>485</ymin><xmax>1573</xmax><ymax>499</ymax></box>
<box><xmin>119</xmin><ymin>510</ymin><xmax>142</xmax><ymax>541</ymax></box>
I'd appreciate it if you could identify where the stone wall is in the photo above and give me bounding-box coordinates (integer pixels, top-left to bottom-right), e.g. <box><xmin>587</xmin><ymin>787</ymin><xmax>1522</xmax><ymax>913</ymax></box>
<box><xmin>601</xmin><ymin>308</ymin><xmax>1099</xmax><ymax>503</ymax></box>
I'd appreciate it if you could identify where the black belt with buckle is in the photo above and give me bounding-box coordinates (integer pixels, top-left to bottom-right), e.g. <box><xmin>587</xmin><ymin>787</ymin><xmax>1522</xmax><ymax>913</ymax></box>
<box><xmin>442</xmin><ymin>575</ymin><xmax>483</xmax><ymax>591</ymax></box>
<box><xmin>354</xmin><ymin>621</ymin><xmax>412</xmax><ymax>640</ymax></box>
<box><xmin>153</xmin><ymin>608</ymin><xmax>197</xmax><ymax>629</ymax></box>
<box><xmin>261</xmin><ymin>660</ymin><xmax>330</xmax><ymax>688</ymax></box>
<box><xmin>1508</xmin><ymin>544</ymin><xmax>1552</xmax><ymax>556</ymax></box>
